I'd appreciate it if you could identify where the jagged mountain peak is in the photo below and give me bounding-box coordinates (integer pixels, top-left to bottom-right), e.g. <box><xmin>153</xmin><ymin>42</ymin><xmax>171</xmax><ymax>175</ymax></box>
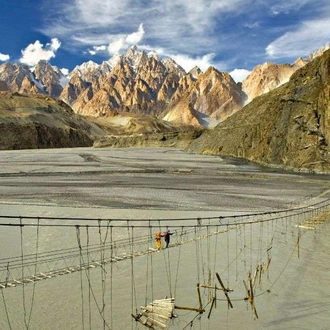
<box><xmin>147</xmin><ymin>50</ymin><xmax>160</xmax><ymax>60</ymax></box>
<box><xmin>121</xmin><ymin>46</ymin><xmax>148</xmax><ymax>69</ymax></box>
<box><xmin>242</xmin><ymin>58</ymin><xmax>306</xmax><ymax>103</ymax></box>
<box><xmin>162</xmin><ymin>58</ymin><xmax>186</xmax><ymax>75</ymax></box>
<box><xmin>188</xmin><ymin>48</ymin><xmax>330</xmax><ymax>172</ymax></box>
<box><xmin>71</xmin><ymin>60</ymin><xmax>99</xmax><ymax>76</ymax></box>
<box><xmin>203</xmin><ymin>67</ymin><xmax>234</xmax><ymax>80</ymax></box>
<box><xmin>189</xmin><ymin>66</ymin><xmax>202</xmax><ymax>79</ymax></box>
<box><xmin>34</xmin><ymin>60</ymin><xmax>62</xmax><ymax>77</ymax></box>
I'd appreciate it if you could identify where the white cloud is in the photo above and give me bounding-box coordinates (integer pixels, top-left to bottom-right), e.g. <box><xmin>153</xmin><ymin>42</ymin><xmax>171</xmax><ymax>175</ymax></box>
<box><xmin>20</xmin><ymin>38</ymin><xmax>61</xmax><ymax>66</ymax></box>
<box><xmin>126</xmin><ymin>24</ymin><xmax>144</xmax><ymax>44</ymax></box>
<box><xmin>40</xmin><ymin>0</ymin><xmax>330</xmax><ymax>72</ymax></box>
<box><xmin>170</xmin><ymin>53</ymin><xmax>217</xmax><ymax>72</ymax></box>
<box><xmin>88</xmin><ymin>45</ymin><xmax>107</xmax><ymax>55</ymax></box>
<box><xmin>229</xmin><ymin>69</ymin><xmax>251</xmax><ymax>82</ymax></box>
<box><xmin>0</xmin><ymin>53</ymin><xmax>10</xmax><ymax>61</ymax></box>
<box><xmin>137</xmin><ymin>44</ymin><xmax>226</xmax><ymax>72</ymax></box>
<box><xmin>50</xmin><ymin>38</ymin><xmax>61</xmax><ymax>51</ymax></box>
<box><xmin>42</xmin><ymin>0</ymin><xmax>246</xmax><ymax>58</ymax></box>
<box><xmin>94</xmin><ymin>45</ymin><xmax>107</xmax><ymax>51</ymax></box>
<box><xmin>60</xmin><ymin>68</ymin><xmax>69</xmax><ymax>75</ymax></box>
<box><xmin>108</xmin><ymin>24</ymin><xmax>145</xmax><ymax>55</ymax></box>
<box><xmin>108</xmin><ymin>38</ymin><xmax>125</xmax><ymax>55</ymax></box>
<box><xmin>244</xmin><ymin>22</ymin><xmax>260</xmax><ymax>29</ymax></box>
<box><xmin>270</xmin><ymin>0</ymin><xmax>314</xmax><ymax>15</ymax></box>
<box><xmin>266</xmin><ymin>18</ymin><xmax>330</xmax><ymax>59</ymax></box>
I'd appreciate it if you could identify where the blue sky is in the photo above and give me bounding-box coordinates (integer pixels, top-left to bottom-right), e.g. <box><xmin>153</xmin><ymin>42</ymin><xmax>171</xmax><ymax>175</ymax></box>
<box><xmin>0</xmin><ymin>0</ymin><xmax>329</xmax><ymax>81</ymax></box>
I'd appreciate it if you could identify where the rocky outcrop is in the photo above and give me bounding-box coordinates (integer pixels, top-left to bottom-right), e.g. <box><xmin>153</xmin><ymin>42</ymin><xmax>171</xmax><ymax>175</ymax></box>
<box><xmin>34</xmin><ymin>60</ymin><xmax>66</xmax><ymax>97</ymax></box>
<box><xmin>164</xmin><ymin>67</ymin><xmax>246</xmax><ymax>128</ymax></box>
<box><xmin>187</xmin><ymin>49</ymin><xmax>330</xmax><ymax>173</ymax></box>
<box><xmin>242</xmin><ymin>58</ymin><xmax>306</xmax><ymax>102</ymax></box>
<box><xmin>0</xmin><ymin>92</ymin><xmax>105</xmax><ymax>150</ymax></box>
<box><xmin>0</xmin><ymin>63</ymin><xmax>37</xmax><ymax>93</ymax></box>
<box><xmin>0</xmin><ymin>61</ymin><xmax>67</xmax><ymax>97</ymax></box>
<box><xmin>94</xmin><ymin>129</ymin><xmax>203</xmax><ymax>149</ymax></box>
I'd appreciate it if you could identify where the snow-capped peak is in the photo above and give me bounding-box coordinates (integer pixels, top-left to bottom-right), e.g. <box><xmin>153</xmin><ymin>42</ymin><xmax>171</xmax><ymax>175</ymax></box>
<box><xmin>147</xmin><ymin>51</ymin><xmax>159</xmax><ymax>60</ymax></box>
<box><xmin>71</xmin><ymin>60</ymin><xmax>99</xmax><ymax>77</ymax></box>
<box><xmin>162</xmin><ymin>58</ymin><xmax>186</xmax><ymax>75</ymax></box>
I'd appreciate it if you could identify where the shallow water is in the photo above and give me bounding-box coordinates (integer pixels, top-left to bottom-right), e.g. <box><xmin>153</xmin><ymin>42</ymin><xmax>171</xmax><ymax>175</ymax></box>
<box><xmin>0</xmin><ymin>147</ymin><xmax>329</xmax><ymax>329</ymax></box>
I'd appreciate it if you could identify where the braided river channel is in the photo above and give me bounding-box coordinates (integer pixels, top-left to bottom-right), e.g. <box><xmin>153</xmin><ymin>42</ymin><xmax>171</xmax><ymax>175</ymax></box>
<box><xmin>0</xmin><ymin>147</ymin><xmax>329</xmax><ymax>329</ymax></box>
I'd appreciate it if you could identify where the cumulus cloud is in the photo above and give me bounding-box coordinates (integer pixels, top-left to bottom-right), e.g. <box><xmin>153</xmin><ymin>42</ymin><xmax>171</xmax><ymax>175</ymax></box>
<box><xmin>137</xmin><ymin>44</ymin><xmax>226</xmax><ymax>72</ymax></box>
<box><xmin>108</xmin><ymin>24</ymin><xmax>145</xmax><ymax>55</ymax></box>
<box><xmin>85</xmin><ymin>24</ymin><xmax>145</xmax><ymax>56</ymax></box>
<box><xmin>60</xmin><ymin>68</ymin><xmax>69</xmax><ymax>75</ymax></box>
<box><xmin>40</xmin><ymin>0</ymin><xmax>330</xmax><ymax>72</ymax></box>
<box><xmin>20</xmin><ymin>38</ymin><xmax>61</xmax><ymax>66</ymax></box>
<box><xmin>41</xmin><ymin>1</ymin><xmax>246</xmax><ymax>59</ymax></box>
<box><xmin>170</xmin><ymin>53</ymin><xmax>217</xmax><ymax>72</ymax></box>
<box><xmin>88</xmin><ymin>45</ymin><xmax>107</xmax><ymax>55</ymax></box>
<box><xmin>266</xmin><ymin>18</ymin><xmax>330</xmax><ymax>59</ymax></box>
<box><xmin>0</xmin><ymin>53</ymin><xmax>10</xmax><ymax>61</ymax></box>
<box><xmin>126</xmin><ymin>24</ymin><xmax>144</xmax><ymax>45</ymax></box>
<box><xmin>108</xmin><ymin>38</ymin><xmax>126</xmax><ymax>55</ymax></box>
<box><xmin>229</xmin><ymin>69</ymin><xmax>251</xmax><ymax>82</ymax></box>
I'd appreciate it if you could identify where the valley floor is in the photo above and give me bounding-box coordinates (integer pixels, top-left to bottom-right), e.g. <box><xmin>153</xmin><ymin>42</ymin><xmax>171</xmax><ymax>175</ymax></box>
<box><xmin>0</xmin><ymin>147</ymin><xmax>329</xmax><ymax>329</ymax></box>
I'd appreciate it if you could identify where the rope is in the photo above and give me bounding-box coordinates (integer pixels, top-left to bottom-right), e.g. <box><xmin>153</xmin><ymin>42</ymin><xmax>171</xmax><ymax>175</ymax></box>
<box><xmin>76</xmin><ymin>225</ymin><xmax>111</xmax><ymax>330</ymax></box>
<box><xmin>174</xmin><ymin>227</ymin><xmax>184</xmax><ymax>297</ymax></box>
<box><xmin>226</xmin><ymin>224</ymin><xmax>230</xmax><ymax>289</ymax></box>
<box><xmin>194</xmin><ymin>227</ymin><xmax>201</xmax><ymax>284</ymax></box>
<box><xmin>161</xmin><ymin>226</ymin><xmax>174</xmax><ymax>297</ymax></box>
<box><xmin>109</xmin><ymin>226</ymin><xmax>113</xmax><ymax>330</ymax></box>
<box><xmin>0</xmin><ymin>196</ymin><xmax>328</xmax><ymax>226</ymax></box>
<box><xmin>26</xmin><ymin>217</ymin><xmax>40</xmax><ymax>329</ymax></box>
<box><xmin>19</xmin><ymin>217</ymin><xmax>28</xmax><ymax>330</ymax></box>
<box><xmin>127</xmin><ymin>224</ymin><xmax>137</xmax><ymax>330</ymax></box>
<box><xmin>86</xmin><ymin>226</ymin><xmax>92</xmax><ymax>330</ymax></box>
<box><xmin>76</xmin><ymin>226</ymin><xmax>85</xmax><ymax>330</ymax></box>
<box><xmin>1</xmin><ymin>264</ymin><xmax>12</xmax><ymax>329</ymax></box>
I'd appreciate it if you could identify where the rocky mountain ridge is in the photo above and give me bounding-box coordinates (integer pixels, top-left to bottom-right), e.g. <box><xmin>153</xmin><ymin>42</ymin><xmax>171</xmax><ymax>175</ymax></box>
<box><xmin>188</xmin><ymin>48</ymin><xmax>330</xmax><ymax>173</ymax></box>
<box><xmin>0</xmin><ymin>92</ymin><xmax>104</xmax><ymax>149</ymax></box>
<box><xmin>0</xmin><ymin>46</ymin><xmax>310</xmax><ymax>128</ymax></box>
<box><xmin>242</xmin><ymin>57</ymin><xmax>307</xmax><ymax>103</ymax></box>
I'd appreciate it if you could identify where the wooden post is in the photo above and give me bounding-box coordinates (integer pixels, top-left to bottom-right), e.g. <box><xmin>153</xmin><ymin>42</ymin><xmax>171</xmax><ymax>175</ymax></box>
<box><xmin>216</xmin><ymin>273</ymin><xmax>233</xmax><ymax>309</ymax></box>
<box><xmin>207</xmin><ymin>297</ymin><xmax>216</xmax><ymax>319</ymax></box>
<box><xmin>214</xmin><ymin>284</ymin><xmax>217</xmax><ymax>309</ymax></box>
<box><xmin>175</xmin><ymin>283</ymin><xmax>205</xmax><ymax>314</ymax></box>
<box><xmin>197</xmin><ymin>283</ymin><xmax>203</xmax><ymax>312</ymax></box>
<box><xmin>243</xmin><ymin>271</ymin><xmax>259</xmax><ymax>320</ymax></box>
<box><xmin>252</xmin><ymin>265</ymin><xmax>259</xmax><ymax>289</ymax></box>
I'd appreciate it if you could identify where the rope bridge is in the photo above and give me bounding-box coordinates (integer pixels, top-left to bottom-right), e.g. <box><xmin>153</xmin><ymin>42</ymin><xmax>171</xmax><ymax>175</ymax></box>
<box><xmin>0</xmin><ymin>199</ymin><xmax>327</xmax><ymax>289</ymax></box>
<box><xmin>0</xmin><ymin>198</ymin><xmax>329</xmax><ymax>329</ymax></box>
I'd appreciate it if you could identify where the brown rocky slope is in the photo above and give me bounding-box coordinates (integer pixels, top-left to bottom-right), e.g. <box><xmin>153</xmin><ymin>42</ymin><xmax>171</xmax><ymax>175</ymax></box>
<box><xmin>0</xmin><ymin>92</ymin><xmax>105</xmax><ymax>150</ymax></box>
<box><xmin>187</xmin><ymin>49</ymin><xmax>330</xmax><ymax>173</ymax></box>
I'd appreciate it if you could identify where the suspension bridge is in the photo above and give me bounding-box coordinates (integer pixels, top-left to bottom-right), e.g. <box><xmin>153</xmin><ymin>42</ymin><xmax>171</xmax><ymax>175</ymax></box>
<box><xmin>0</xmin><ymin>198</ymin><xmax>329</xmax><ymax>329</ymax></box>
